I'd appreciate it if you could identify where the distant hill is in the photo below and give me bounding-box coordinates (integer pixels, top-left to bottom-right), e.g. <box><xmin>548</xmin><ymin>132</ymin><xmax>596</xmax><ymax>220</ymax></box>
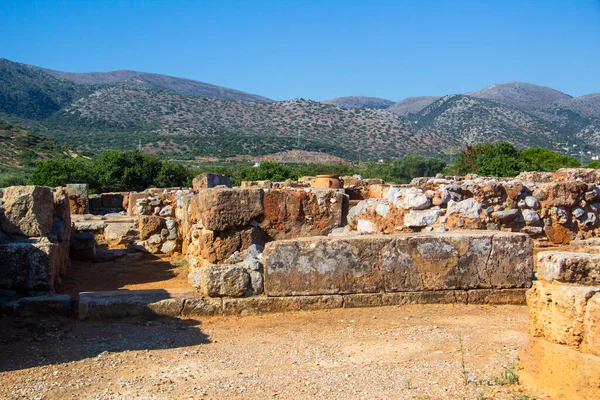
<box><xmin>320</xmin><ymin>96</ymin><xmax>394</xmax><ymax>109</ymax></box>
<box><xmin>0</xmin><ymin>120</ymin><xmax>82</xmax><ymax>166</ymax></box>
<box><xmin>552</xmin><ymin>93</ymin><xmax>600</xmax><ymax>118</ymax></box>
<box><xmin>387</xmin><ymin>96</ymin><xmax>442</xmax><ymax>116</ymax></box>
<box><xmin>413</xmin><ymin>95</ymin><xmax>557</xmax><ymax>149</ymax></box>
<box><xmin>1</xmin><ymin>57</ymin><xmax>600</xmax><ymax>161</ymax></box>
<box><xmin>40</xmin><ymin>66</ymin><xmax>273</xmax><ymax>104</ymax></box>
<box><xmin>467</xmin><ymin>81</ymin><xmax>572</xmax><ymax>111</ymax></box>
<box><xmin>0</xmin><ymin>59</ymin><xmax>89</xmax><ymax>119</ymax></box>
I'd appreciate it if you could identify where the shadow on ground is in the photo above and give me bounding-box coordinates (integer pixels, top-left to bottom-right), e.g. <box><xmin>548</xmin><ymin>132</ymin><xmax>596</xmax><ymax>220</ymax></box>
<box><xmin>0</xmin><ymin>312</ymin><xmax>211</xmax><ymax>372</ymax></box>
<box><xmin>60</xmin><ymin>245</ymin><xmax>189</xmax><ymax>297</ymax></box>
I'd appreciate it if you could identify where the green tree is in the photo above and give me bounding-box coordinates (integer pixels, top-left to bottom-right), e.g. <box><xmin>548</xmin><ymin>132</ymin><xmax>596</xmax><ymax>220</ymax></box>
<box><xmin>520</xmin><ymin>148</ymin><xmax>580</xmax><ymax>171</ymax></box>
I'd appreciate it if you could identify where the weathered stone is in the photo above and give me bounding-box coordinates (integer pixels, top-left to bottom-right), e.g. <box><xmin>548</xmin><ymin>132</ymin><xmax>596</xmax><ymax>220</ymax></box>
<box><xmin>519</xmin><ymin>337</ymin><xmax>600</xmax><ymax>400</ymax></box>
<box><xmin>3</xmin><ymin>294</ymin><xmax>72</xmax><ymax>317</ymax></box>
<box><xmin>403</xmin><ymin>209</ymin><xmax>440</xmax><ymax>227</ymax></box>
<box><xmin>343</xmin><ymin>293</ymin><xmax>383</xmax><ymax>308</ymax></box>
<box><xmin>261</xmin><ymin>189</ymin><xmax>347</xmax><ymax>240</ymax></box>
<box><xmin>192</xmin><ymin>173</ymin><xmax>232</xmax><ymax>191</ymax></box>
<box><xmin>447</xmin><ymin>198</ymin><xmax>481</xmax><ymax>219</ymax></box>
<box><xmin>222</xmin><ymin>295</ymin><xmax>343</xmax><ymax>315</ymax></box>
<box><xmin>490</xmin><ymin>209</ymin><xmax>520</xmax><ymax>223</ymax></box>
<box><xmin>356</xmin><ymin>219</ymin><xmax>377</xmax><ymax>233</ymax></box>
<box><xmin>466</xmin><ymin>288</ymin><xmax>527</xmax><ymax>304</ymax></box>
<box><xmin>522</xmin><ymin>209</ymin><xmax>541</xmax><ymax>226</ymax></box>
<box><xmin>537</xmin><ymin>251</ymin><xmax>600</xmax><ymax>285</ymax></box>
<box><xmin>398</xmin><ymin>189</ymin><xmax>431</xmax><ymax>210</ymax></box>
<box><xmin>160</xmin><ymin>240</ymin><xmax>178</xmax><ymax>255</ymax></box>
<box><xmin>148</xmin><ymin>234</ymin><xmax>162</xmax><ymax>245</ymax></box>
<box><xmin>127</xmin><ymin>192</ymin><xmax>149</xmax><ymax>216</ymax></box>
<box><xmin>197</xmin><ymin>226</ymin><xmax>264</xmax><ymax>264</ymax></box>
<box><xmin>382</xmin><ymin>291</ymin><xmax>468</xmax><ymax>305</ymax></box>
<box><xmin>0</xmin><ymin>186</ymin><xmax>53</xmax><ymax>237</ymax></box>
<box><xmin>0</xmin><ymin>238</ymin><xmax>60</xmax><ymax>292</ymax></box>
<box><xmin>584</xmin><ymin>292</ymin><xmax>600</xmax><ymax>356</ymax></box>
<box><xmin>139</xmin><ymin>215</ymin><xmax>164</xmax><ymax>240</ymax></box>
<box><xmin>527</xmin><ymin>280</ymin><xmax>599</xmax><ymax>348</ymax></box>
<box><xmin>249</xmin><ymin>270</ymin><xmax>264</xmax><ymax>295</ymax></box>
<box><xmin>264</xmin><ymin>231</ymin><xmax>532</xmax><ymax>297</ymax></box>
<box><xmin>196</xmin><ymin>188</ymin><xmax>264</xmax><ymax>231</ymax></box>
<box><xmin>78</xmin><ymin>289</ymin><xmax>207</xmax><ymax>319</ymax></box>
<box><xmin>73</xmin><ymin>219</ymin><xmax>106</xmax><ymax>232</ymax></box>
<box><xmin>382</xmin><ymin>231</ymin><xmax>532</xmax><ymax>292</ymax></box>
<box><xmin>159</xmin><ymin>205</ymin><xmax>174</xmax><ymax>217</ymax></box>
<box><xmin>104</xmin><ymin>222</ymin><xmax>137</xmax><ymax>247</ymax></box>
<box><xmin>264</xmin><ymin>235</ymin><xmax>385</xmax><ymax>296</ymax></box>
<box><xmin>200</xmin><ymin>264</ymin><xmax>250</xmax><ymax>297</ymax></box>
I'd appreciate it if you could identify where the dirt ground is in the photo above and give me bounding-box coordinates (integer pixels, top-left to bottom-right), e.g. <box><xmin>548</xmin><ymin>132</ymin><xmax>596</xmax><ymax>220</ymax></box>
<box><xmin>0</xmin><ymin>304</ymin><xmax>547</xmax><ymax>400</ymax></box>
<box><xmin>59</xmin><ymin>252</ymin><xmax>191</xmax><ymax>298</ymax></box>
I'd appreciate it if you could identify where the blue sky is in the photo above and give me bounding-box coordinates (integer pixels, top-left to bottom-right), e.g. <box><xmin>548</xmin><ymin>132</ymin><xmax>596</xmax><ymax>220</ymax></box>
<box><xmin>1</xmin><ymin>0</ymin><xmax>599</xmax><ymax>101</ymax></box>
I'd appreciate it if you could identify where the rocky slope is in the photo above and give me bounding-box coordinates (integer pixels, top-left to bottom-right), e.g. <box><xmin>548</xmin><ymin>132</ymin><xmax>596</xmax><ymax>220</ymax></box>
<box><xmin>2</xmin><ymin>58</ymin><xmax>600</xmax><ymax>161</ymax></box>
<box><xmin>320</xmin><ymin>96</ymin><xmax>394</xmax><ymax>109</ymax></box>
<box><xmin>41</xmin><ymin>67</ymin><xmax>273</xmax><ymax>104</ymax></box>
<box><xmin>387</xmin><ymin>96</ymin><xmax>442</xmax><ymax>116</ymax></box>
<box><xmin>467</xmin><ymin>81</ymin><xmax>572</xmax><ymax>111</ymax></box>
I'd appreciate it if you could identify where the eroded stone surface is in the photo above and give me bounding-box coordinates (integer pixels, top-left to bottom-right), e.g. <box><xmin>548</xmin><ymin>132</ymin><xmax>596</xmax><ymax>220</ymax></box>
<box><xmin>0</xmin><ymin>186</ymin><xmax>53</xmax><ymax>237</ymax></box>
<box><xmin>264</xmin><ymin>231</ymin><xmax>532</xmax><ymax>297</ymax></box>
<box><xmin>195</xmin><ymin>188</ymin><xmax>264</xmax><ymax>231</ymax></box>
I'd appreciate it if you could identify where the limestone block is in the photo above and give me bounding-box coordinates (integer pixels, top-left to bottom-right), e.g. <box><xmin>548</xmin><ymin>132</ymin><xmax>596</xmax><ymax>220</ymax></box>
<box><xmin>403</xmin><ymin>209</ymin><xmax>440</xmax><ymax>227</ymax></box>
<box><xmin>382</xmin><ymin>231</ymin><xmax>532</xmax><ymax>292</ymax></box>
<box><xmin>2</xmin><ymin>294</ymin><xmax>71</xmax><ymax>317</ymax></box>
<box><xmin>261</xmin><ymin>189</ymin><xmax>347</xmax><ymax>240</ymax></box>
<box><xmin>0</xmin><ymin>238</ymin><xmax>60</xmax><ymax>292</ymax></box>
<box><xmin>264</xmin><ymin>235</ymin><xmax>385</xmax><ymax>296</ymax></box>
<box><xmin>0</xmin><ymin>186</ymin><xmax>53</xmax><ymax>237</ymax></box>
<box><xmin>527</xmin><ymin>280</ymin><xmax>599</xmax><ymax>348</ymax></box>
<box><xmin>192</xmin><ymin>173</ymin><xmax>232</xmax><ymax>191</ymax></box>
<box><xmin>196</xmin><ymin>188</ymin><xmax>264</xmax><ymax>231</ymax></box>
<box><xmin>104</xmin><ymin>222</ymin><xmax>137</xmax><ymax>247</ymax></box>
<box><xmin>584</xmin><ymin>292</ymin><xmax>600</xmax><ymax>356</ymax></box>
<box><xmin>139</xmin><ymin>215</ymin><xmax>164</xmax><ymax>240</ymax></box>
<box><xmin>537</xmin><ymin>251</ymin><xmax>600</xmax><ymax>285</ymax></box>
<box><xmin>200</xmin><ymin>264</ymin><xmax>250</xmax><ymax>297</ymax></box>
<box><xmin>264</xmin><ymin>231</ymin><xmax>533</xmax><ymax>297</ymax></box>
<box><xmin>519</xmin><ymin>337</ymin><xmax>600</xmax><ymax>400</ymax></box>
<box><xmin>447</xmin><ymin>198</ymin><xmax>482</xmax><ymax>219</ymax></box>
<box><xmin>197</xmin><ymin>226</ymin><xmax>264</xmax><ymax>264</ymax></box>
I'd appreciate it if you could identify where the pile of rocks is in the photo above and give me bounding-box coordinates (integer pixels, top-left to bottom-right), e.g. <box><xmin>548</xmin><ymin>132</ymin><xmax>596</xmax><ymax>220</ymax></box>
<box><xmin>185</xmin><ymin>188</ymin><xmax>265</xmax><ymax>286</ymax></box>
<box><xmin>348</xmin><ymin>169</ymin><xmax>600</xmax><ymax>244</ymax></box>
<box><xmin>520</xmin><ymin>249</ymin><xmax>600</xmax><ymax>399</ymax></box>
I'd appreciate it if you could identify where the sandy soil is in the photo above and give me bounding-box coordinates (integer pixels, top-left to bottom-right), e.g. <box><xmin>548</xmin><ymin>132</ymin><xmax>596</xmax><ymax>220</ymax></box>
<box><xmin>0</xmin><ymin>304</ymin><xmax>547</xmax><ymax>399</ymax></box>
<box><xmin>59</xmin><ymin>253</ymin><xmax>191</xmax><ymax>298</ymax></box>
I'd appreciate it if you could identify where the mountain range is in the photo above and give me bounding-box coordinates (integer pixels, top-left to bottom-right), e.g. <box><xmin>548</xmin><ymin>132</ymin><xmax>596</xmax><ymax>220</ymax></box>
<box><xmin>1</xmin><ymin>57</ymin><xmax>599</xmax><ymax>162</ymax></box>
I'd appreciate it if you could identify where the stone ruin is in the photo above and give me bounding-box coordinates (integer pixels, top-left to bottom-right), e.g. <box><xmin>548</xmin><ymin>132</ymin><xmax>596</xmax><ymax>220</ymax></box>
<box><xmin>1</xmin><ymin>170</ymin><xmax>600</xmax><ymax>396</ymax></box>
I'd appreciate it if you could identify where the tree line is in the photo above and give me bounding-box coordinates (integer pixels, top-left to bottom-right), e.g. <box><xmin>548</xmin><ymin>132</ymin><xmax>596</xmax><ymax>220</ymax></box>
<box><xmin>8</xmin><ymin>142</ymin><xmax>595</xmax><ymax>192</ymax></box>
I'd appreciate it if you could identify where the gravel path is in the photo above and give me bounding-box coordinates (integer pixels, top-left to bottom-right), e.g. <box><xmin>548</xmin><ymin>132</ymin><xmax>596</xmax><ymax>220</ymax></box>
<box><xmin>0</xmin><ymin>304</ymin><xmax>546</xmax><ymax>399</ymax></box>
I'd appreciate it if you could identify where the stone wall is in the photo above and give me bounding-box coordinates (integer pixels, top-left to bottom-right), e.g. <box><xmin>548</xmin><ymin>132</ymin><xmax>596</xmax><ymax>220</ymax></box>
<box><xmin>348</xmin><ymin>171</ymin><xmax>600</xmax><ymax>245</ymax></box>
<box><xmin>519</xmin><ymin>250</ymin><xmax>600</xmax><ymax>399</ymax></box>
<box><xmin>0</xmin><ymin>186</ymin><xmax>70</xmax><ymax>292</ymax></box>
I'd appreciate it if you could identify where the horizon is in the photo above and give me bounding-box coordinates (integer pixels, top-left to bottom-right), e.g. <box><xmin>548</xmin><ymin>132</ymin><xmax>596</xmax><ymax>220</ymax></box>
<box><xmin>1</xmin><ymin>0</ymin><xmax>599</xmax><ymax>101</ymax></box>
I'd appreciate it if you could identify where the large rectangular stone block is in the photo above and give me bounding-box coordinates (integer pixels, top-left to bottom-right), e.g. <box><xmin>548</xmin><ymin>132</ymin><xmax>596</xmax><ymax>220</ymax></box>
<box><xmin>261</xmin><ymin>189</ymin><xmax>347</xmax><ymax>240</ymax></box>
<box><xmin>527</xmin><ymin>280</ymin><xmax>600</xmax><ymax>349</ymax></box>
<box><xmin>0</xmin><ymin>186</ymin><xmax>54</xmax><ymax>237</ymax></box>
<box><xmin>537</xmin><ymin>251</ymin><xmax>600</xmax><ymax>285</ymax></box>
<box><xmin>195</xmin><ymin>188</ymin><xmax>264</xmax><ymax>231</ymax></box>
<box><xmin>264</xmin><ymin>235</ymin><xmax>386</xmax><ymax>296</ymax></box>
<box><xmin>263</xmin><ymin>231</ymin><xmax>533</xmax><ymax>297</ymax></box>
<box><xmin>0</xmin><ymin>238</ymin><xmax>60</xmax><ymax>291</ymax></box>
